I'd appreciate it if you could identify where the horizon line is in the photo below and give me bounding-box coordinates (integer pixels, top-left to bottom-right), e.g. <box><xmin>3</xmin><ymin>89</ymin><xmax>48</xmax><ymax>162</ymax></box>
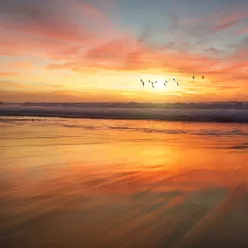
<box><xmin>1</xmin><ymin>101</ymin><xmax>248</xmax><ymax>104</ymax></box>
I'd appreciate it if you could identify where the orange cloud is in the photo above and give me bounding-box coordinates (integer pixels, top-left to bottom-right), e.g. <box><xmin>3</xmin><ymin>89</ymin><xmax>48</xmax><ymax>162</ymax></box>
<box><xmin>1</xmin><ymin>0</ymin><xmax>246</xmax><ymax>78</ymax></box>
<box><xmin>0</xmin><ymin>0</ymin><xmax>248</xmax><ymax>102</ymax></box>
<box><xmin>0</xmin><ymin>72</ymin><xmax>19</xmax><ymax>77</ymax></box>
<box><xmin>0</xmin><ymin>80</ymin><xmax>63</xmax><ymax>91</ymax></box>
<box><xmin>0</xmin><ymin>88</ymin><xmax>145</xmax><ymax>103</ymax></box>
<box><xmin>12</xmin><ymin>61</ymin><xmax>34</xmax><ymax>69</ymax></box>
<box><xmin>0</xmin><ymin>80</ymin><xmax>28</xmax><ymax>89</ymax></box>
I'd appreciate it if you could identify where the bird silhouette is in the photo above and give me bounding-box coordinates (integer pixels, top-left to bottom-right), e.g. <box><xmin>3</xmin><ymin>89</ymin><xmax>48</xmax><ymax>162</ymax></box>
<box><xmin>193</xmin><ymin>75</ymin><xmax>195</xmax><ymax>79</ymax></box>
<box><xmin>177</xmin><ymin>81</ymin><xmax>179</xmax><ymax>86</ymax></box>
<box><xmin>141</xmin><ymin>79</ymin><xmax>144</xmax><ymax>87</ymax></box>
<box><xmin>202</xmin><ymin>76</ymin><xmax>204</xmax><ymax>79</ymax></box>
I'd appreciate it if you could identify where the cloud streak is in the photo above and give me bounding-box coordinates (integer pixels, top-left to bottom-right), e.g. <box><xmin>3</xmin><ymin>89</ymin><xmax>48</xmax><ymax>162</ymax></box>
<box><xmin>213</xmin><ymin>12</ymin><xmax>248</xmax><ymax>31</ymax></box>
<box><xmin>0</xmin><ymin>0</ymin><xmax>248</xmax><ymax>102</ymax></box>
<box><xmin>0</xmin><ymin>72</ymin><xmax>19</xmax><ymax>77</ymax></box>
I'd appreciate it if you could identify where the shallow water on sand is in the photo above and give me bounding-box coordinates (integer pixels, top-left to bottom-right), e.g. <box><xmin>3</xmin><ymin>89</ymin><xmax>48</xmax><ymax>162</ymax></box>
<box><xmin>1</xmin><ymin>117</ymin><xmax>248</xmax><ymax>248</ymax></box>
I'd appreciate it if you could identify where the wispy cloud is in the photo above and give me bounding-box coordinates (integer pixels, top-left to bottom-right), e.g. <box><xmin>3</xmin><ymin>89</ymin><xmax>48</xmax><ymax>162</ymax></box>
<box><xmin>238</xmin><ymin>27</ymin><xmax>248</xmax><ymax>34</ymax></box>
<box><xmin>0</xmin><ymin>0</ymin><xmax>119</xmax><ymax>57</ymax></box>
<box><xmin>213</xmin><ymin>12</ymin><xmax>248</xmax><ymax>31</ymax></box>
<box><xmin>0</xmin><ymin>0</ymin><xmax>248</xmax><ymax>101</ymax></box>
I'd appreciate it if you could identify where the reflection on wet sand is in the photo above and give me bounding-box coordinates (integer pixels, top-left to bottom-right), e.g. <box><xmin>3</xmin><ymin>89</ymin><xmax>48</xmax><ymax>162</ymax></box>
<box><xmin>173</xmin><ymin>184</ymin><xmax>248</xmax><ymax>248</ymax></box>
<box><xmin>1</xmin><ymin>117</ymin><xmax>248</xmax><ymax>247</ymax></box>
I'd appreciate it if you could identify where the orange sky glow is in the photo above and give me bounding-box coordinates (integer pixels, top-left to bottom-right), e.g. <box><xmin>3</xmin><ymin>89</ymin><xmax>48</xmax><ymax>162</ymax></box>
<box><xmin>0</xmin><ymin>0</ymin><xmax>248</xmax><ymax>102</ymax></box>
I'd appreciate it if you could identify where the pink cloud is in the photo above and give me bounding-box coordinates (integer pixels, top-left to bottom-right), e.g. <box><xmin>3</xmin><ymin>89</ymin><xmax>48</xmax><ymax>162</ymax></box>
<box><xmin>238</xmin><ymin>27</ymin><xmax>248</xmax><ymax>34</ymax></box>
<box><xmin>1</xmin><ymin>0</ymin><xmax>248</xmax><ymax>91</ymax></box>
<box><xmin>182</xmin><ymin>8</ymin><xmax>248</xmax><ymax>37</ymax></box>
<box><xmin>0</xmin><ymin>0</ymin><xmax>121</xmax><ymax>58</ymax></box>
<box><xmin>79</xmin><ymin>1</ymin><xmax>117</xmax><ymax>34</ymax></box>
<box><xmin>214</xmin><ymin>12</ymin><xmax>248</xmax><ymax>31</ymax></box>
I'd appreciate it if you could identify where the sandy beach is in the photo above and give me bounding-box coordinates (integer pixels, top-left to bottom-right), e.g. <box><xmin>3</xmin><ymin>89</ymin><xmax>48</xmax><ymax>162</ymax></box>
<box><xmin>1</xmin><ymin>117</ymin><xmax>248</xmax><ymax>247</ymax></box>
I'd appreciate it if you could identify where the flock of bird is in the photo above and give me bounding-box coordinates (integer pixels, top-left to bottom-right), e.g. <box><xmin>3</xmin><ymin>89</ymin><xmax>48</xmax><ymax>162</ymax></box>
<box><xmin>140</xmin><ymin>75</ymin><xmax>205</xmax><ymax>88</ymax></box>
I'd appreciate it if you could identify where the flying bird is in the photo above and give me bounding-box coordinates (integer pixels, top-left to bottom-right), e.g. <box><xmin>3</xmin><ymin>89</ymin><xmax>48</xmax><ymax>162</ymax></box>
<box><xmin>192</xmin><ymin>75</ymin><xmax>195</xmax><ymax>79</ymax></box>
<box><xmin>177</xmin><ymin>81</ymin><xmax>180</xmax><ymax>86</ymax></box>
<box><xmin>202</xmin><ymin>76</ymin><xmax>204</xmax><ymax>79</ymax></box>
<box><xmin>141</xmin><ymin>79</ymin><xmax>145</xmax><ymax>87</ymax></box>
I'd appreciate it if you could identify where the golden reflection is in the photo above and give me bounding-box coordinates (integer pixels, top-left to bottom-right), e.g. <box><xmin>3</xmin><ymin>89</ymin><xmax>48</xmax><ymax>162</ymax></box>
<box><xmin>1</xmin><ymin>117</ymin><xmax>248</xmax><ymax>247</ymax></box>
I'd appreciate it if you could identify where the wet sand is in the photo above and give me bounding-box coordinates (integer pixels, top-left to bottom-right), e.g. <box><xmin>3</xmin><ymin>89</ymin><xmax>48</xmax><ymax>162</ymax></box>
<box><xmin>1</xmin><ymin>117</ymin><xmax>248</xmax><ymax>247</ymax></box>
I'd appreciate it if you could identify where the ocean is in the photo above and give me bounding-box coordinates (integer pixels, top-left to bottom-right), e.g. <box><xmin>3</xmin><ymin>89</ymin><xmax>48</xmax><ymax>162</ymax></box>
<box><xmin>0</xmin><ymin>113</ymin><xmax>248</xmax><ymax>247</ymax></box>
<box><xmin>1</xmin><ymin>102</ymin><xmax>248</xmax><ymax>122</ymax></box>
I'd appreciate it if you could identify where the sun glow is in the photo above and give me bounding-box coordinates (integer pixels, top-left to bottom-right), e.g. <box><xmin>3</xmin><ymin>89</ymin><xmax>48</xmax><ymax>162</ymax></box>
<box><xmin>155</xmin><ymin>80</ymin><xmax>166</xmax><ymax>91</ymax></box>
<box><xmin>149</xmin><ymin>78</ymin><xmax>180</xmax><ymax>93</ymax></box>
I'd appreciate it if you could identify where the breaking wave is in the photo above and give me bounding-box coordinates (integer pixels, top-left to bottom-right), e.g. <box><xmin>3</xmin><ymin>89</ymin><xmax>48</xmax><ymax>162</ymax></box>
<box><xmin>0</xmin><ymin>104</ymin><xmax>248</xmax><ymax>123</ymax></box>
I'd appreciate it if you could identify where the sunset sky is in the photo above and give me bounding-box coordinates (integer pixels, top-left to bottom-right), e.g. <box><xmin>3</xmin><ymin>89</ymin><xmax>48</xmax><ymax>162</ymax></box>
<box><xmin>0</xmin><ymin>0</ymin><xmax>248</xmax><ymax>102</ymax></box>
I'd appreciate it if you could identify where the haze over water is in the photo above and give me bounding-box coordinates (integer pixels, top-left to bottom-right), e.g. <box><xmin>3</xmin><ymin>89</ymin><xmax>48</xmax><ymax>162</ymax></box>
<box><xmin>1</xmin><ymin>116</ymin><xmax>248</xmax><ymax>248</ymax></box>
